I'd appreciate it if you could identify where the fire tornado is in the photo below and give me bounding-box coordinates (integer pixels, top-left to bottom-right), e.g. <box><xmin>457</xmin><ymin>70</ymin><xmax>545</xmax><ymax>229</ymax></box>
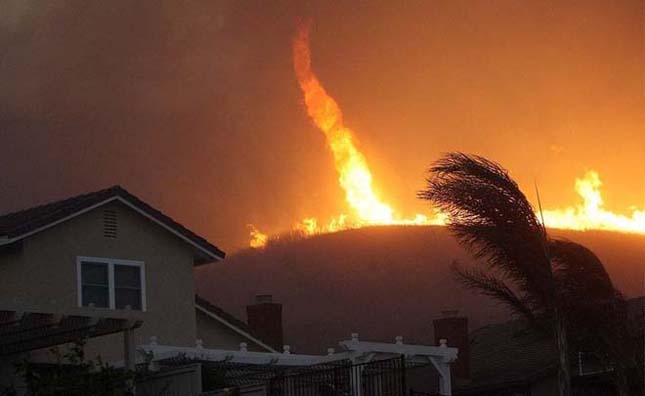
<box><xmin>295</xmin><ymin>24</ymin><xmax>395</xmax><ymax>224</ymax></box>
<box><xmin>291</xmin><ymin>23</ymin><xmax>441</xmax><ymax>229</ymax></box>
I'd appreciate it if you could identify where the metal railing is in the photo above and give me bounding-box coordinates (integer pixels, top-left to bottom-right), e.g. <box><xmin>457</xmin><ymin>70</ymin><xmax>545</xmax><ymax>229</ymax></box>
<box><xmin>267</xmin><ymin>357</ymin><xmax>408</xmax><ymax>396</ymax></box>
<box><xmin>196</xmin><ymin>356</ymin><xmax>442</xmax><ymax>396</ymax></box>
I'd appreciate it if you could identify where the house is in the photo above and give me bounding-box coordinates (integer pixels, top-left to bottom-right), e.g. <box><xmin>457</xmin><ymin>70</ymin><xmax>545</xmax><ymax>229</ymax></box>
<box><xmin>0</xmin><ymin>186</ymin><xmax>276</xmax><ymax>389</ymax></box>
<box><xmin>0</xmin><ymin>186</ymin><xmax>460</xmax><ymax>395</ymax></box>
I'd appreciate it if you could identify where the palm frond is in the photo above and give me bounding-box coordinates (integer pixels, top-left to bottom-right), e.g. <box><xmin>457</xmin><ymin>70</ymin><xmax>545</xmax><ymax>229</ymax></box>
<box><xmin>548</xmin><ymin>239</ymin><xmax>616</xmax><ymax>302</ymax></box>
<box><xmin>419</xmin><ymin>153</ymin><xmax>555</xmax><ymax>309</ymax></box>
<box><xmin>420</xmin><ymin>153</ymin><xmax>638</xmax><ymax>393</ymax></box>
<box><xmin>548</xmin><ymin>240</ymin><xmax>637</xmax><ymax>366</ymax></box>
<box><xmin>451</xmin><ymin>262</ymin><xmax>542</xmax><ymax>326</ymax></box>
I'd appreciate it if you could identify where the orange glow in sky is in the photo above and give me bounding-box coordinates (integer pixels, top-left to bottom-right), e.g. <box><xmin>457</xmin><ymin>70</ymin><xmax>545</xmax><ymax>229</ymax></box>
<box><xmin>248</xmin><ymin>22</ymin><xmax>644</xmax><ymax>248</ymax></box>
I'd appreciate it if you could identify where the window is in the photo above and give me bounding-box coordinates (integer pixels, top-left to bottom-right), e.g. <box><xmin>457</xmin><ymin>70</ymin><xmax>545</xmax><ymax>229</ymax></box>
<box><xmin>77</xmin><ymin>257</ymin><xmax>146</xmax><ymax>311</ymax></box>
<box><xmin>114</xmin><ymin>265</ymin><xmax>142</xmax><ymax>310</ymax></box>
<box><xmin>80</xmin><ymin>261</ymin><xmax>110</xmax><ymax>308</ymax></box>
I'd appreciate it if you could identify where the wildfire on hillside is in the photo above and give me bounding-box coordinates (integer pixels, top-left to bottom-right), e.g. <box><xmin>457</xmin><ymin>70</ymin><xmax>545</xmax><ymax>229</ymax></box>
<box><xmin>541</xmin><ymin>171</ymin><xmax>645</xmax><ymax>234</ymax></box>
<box><xmin>248</xmin><ymin>23</ymin><xmax>645</xmax><ymax>248</ymax></box>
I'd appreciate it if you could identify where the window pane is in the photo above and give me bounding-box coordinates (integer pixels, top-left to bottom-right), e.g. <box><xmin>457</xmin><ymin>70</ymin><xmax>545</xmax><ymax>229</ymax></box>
<box><xmin>115</xmin><ymin>288</ymin><xmax>141</xmax><ymax>310</ymax></box>
<box><xmin>81</xmin><ymin>262</ymin><xmax>108</xmax><ymax>285</ymax></box>
<box><xmin>82</xmin><ymin>285</ymin><xmax>109</xmax><ymax>308</ymax></box>
<box><xmin>115</xmin><ymin>265</ymin><xmax>141</xmax><ymax>288</ymax></box>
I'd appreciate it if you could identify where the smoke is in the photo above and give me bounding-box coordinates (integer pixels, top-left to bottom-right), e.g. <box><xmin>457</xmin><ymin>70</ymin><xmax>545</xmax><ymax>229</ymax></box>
<box><xmin>0</xmin><ymin>2</ymin><xmax>328</xmax><ymax>249</ymax></box>
<box><xmin>0</xmin><ymin>1</ymin><xmax>38</xmax><ymax>33</ymax></box>
<box><xmin>0</xmin><ymin>1</ymin><xmax>642</xmax><ymax>251</ymax></box>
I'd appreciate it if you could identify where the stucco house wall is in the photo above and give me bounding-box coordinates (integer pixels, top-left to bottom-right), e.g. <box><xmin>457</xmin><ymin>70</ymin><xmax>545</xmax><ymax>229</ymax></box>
<box><xmin>0</xmin><ymin>201</ymin><xmax>198</xmax><ymax>361</ymax></box>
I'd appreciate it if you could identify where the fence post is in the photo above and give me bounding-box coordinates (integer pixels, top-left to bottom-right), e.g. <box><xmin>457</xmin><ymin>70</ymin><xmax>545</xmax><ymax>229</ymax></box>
<box><xmin>351</xmin><ymin>362</ymin><xmax>363</xmax><ymax>396</ymax></box>
<box><xmin>401</xmin><ymin>355</ymin><xmax>407</xmax><ymax>396</ymax></box>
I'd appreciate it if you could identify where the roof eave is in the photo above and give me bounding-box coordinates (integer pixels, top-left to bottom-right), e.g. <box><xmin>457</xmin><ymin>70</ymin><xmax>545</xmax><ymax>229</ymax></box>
<box><xmin>194</xmin><ymin>299</ymin><xmax>277</xmax><ymax>353</ymax></box>
<box><xmin>0</xmin><ymin>194</ymin><xmax>226</xmax><ymax>265</ymax></box>
<box><xmin>194</xmin><ymin>254</ymin><xmax>224</xmax><ymax>266</ymax></box>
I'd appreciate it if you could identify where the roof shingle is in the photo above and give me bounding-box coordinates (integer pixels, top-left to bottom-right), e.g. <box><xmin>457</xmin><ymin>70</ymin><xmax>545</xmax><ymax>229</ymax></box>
<box><xmin>0</xmin><ymin>185</ymin><xmax>225</xmax><ymax>263</ymax></box>
<box><xmin>456</xmin><ymin>320</ymin><xmax>557</xmax><ymax>393</ymax></box>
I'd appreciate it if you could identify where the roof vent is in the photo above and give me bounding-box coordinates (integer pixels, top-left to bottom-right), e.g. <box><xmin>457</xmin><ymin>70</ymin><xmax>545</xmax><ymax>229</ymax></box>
<box><xmin>103</xmin><ymin>208</ymin><xmax>118</xmax><ymax>239</ymax></box>
<box><xmin>254</xmin><ymin>295</ymin><xmax>273</xmax><ymax>304</ymax></box>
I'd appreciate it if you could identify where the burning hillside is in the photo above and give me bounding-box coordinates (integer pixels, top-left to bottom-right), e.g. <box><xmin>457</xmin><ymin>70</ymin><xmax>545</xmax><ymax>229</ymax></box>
<box><xmin>248</xmin><ymin>23</ymin><xmax>645</xmax><ymax>248</ymax></box>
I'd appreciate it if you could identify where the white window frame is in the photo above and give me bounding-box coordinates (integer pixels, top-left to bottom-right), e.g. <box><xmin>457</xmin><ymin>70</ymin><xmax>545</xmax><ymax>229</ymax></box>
<box><xmin>76</xmin><ymin>256</ymin><xmax>147</xmax><ymax>311</ymax></box>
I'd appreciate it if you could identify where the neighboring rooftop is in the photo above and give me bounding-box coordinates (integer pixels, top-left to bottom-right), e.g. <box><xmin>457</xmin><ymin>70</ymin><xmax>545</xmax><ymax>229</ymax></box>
<box><xmin>195</xmin><ymin>295</ymin><xmax>277</xmax><ymax>353</ymax></box>
<box><xmin>456</xmin><ymin>320</ymin><xmax>557</xmax><ymax>394</ymax></box>
<box><xmin>0</xmin><ymin>185</ymin><xmax>225</xmax><ymax>264</ymax></box>
<box><xmin>457</xmin><ymin>296</ymin><xmax>644</xmax><ymax>394</ymax></box>
<box><xmin>628</xmin><ymin>296</ymin><xmax>644</xmax><ymax>320</ymax></box>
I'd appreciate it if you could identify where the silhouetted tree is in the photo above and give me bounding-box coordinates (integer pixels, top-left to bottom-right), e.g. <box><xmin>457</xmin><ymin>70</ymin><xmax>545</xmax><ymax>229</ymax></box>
<box><xmin>548</xmin><ymin>240</ymin><xmax>641</xmax><ymax>395</ymax></box>
<box><xmin>419</xmin><ymin>153</ymin><xmax>639</xmax><ymax>396</ymax></box>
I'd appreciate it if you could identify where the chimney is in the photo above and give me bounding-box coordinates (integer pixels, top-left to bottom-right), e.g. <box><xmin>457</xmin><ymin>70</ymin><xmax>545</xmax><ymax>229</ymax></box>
<box><xmin>246</xmin><ymin>295</ymin><xmax>283</xmax><ymax>351</ymax></box>
<box><xmin>433</xmin><ymin>310</ymin><xmax>470</xmax><ymax>379</ymax></box>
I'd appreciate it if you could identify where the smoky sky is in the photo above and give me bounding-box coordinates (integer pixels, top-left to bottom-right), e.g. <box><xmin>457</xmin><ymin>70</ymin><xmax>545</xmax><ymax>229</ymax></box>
<box><xmin>0</xmin><ymin>1</ymin><xmax>643</xmax><ymax>251</ymax></box>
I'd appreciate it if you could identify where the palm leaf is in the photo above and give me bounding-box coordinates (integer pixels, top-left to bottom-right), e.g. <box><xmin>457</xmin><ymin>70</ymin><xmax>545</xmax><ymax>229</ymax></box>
<box><xmin>420</xmin><ymin>153</ymin><xmax>637</xmax><ymax>395</ymax></box>
<box><xmin>549</xmin><ymin>240</ymin><xmax>637</xmax><ymax>369</ymax></box>
<box><xmin>451</xmin><ymin>262</ymin><xmax>539</xmax><ymax>325</ymax></box>
<box><xmin>419</xmin><ymin>153</ymin><xmax>555</xmax><ymax>311</ymax></box>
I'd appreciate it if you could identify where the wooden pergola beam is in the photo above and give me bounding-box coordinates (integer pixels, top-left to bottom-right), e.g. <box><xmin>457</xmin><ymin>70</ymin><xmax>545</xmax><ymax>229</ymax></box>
<box><xmin>0</xmin><ymin>310</ymin><xmax>142</xmax><ymax>357</ymax></box>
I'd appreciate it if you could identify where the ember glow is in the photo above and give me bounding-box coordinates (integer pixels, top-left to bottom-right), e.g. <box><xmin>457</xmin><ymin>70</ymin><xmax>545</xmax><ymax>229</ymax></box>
<box><xmin>247</xmin><ymin>23</ymin><xmax>645</xmax><ymax>248</ymax></box>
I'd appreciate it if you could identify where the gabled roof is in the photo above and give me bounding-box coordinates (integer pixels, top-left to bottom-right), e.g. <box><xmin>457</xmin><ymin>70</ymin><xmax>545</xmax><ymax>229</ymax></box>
<box><xmin>195</xmin><ymin>295</ymin><xmax>277</xmax><ymax>353</ymax></box>
<box><xmin>0</xmin><ymin>185</ymin><xmax>225</xmax><ymax>264</ymax></box>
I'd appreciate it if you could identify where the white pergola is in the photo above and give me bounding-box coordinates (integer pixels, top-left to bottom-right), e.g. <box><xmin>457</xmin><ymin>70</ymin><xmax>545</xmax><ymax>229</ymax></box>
<box><xmin>138</xmin><ymin>333</ymin><xmax>458</xmax><ymax>395</ymax></box>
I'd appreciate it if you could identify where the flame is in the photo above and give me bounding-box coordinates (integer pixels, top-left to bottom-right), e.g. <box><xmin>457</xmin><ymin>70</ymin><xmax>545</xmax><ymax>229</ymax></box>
<box><xmin>293</xmin><ymin>25</ymin><xmax>395</xmax><ymax>224</ymax></box>
<box><xmin>246</xmin><ymin>24</ymin><xmax>644</xmax><ymax>248</ymax></box>
<box><xmin>296</xmin><ymin>217</ymin><xmax>320</xmax><ymax>235</ymax></box>
<box><xmin>247</xmin><ymin>23</ymin><xmax>440</xmax><ymax>248</ymax></box>
<box><xmin>248</xmin><ymin>224</ymin><xmax>268</xmax><ymax>249</ymax></box>
<box><xmin>289</xmin><ymin>23</ymin><xmax>440</xmax><ymax>232</ymax></box>
<box><xmin>541</xmin><ymin>171</ymin><xmax>645</xmax><ymax>233</ymax></box>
